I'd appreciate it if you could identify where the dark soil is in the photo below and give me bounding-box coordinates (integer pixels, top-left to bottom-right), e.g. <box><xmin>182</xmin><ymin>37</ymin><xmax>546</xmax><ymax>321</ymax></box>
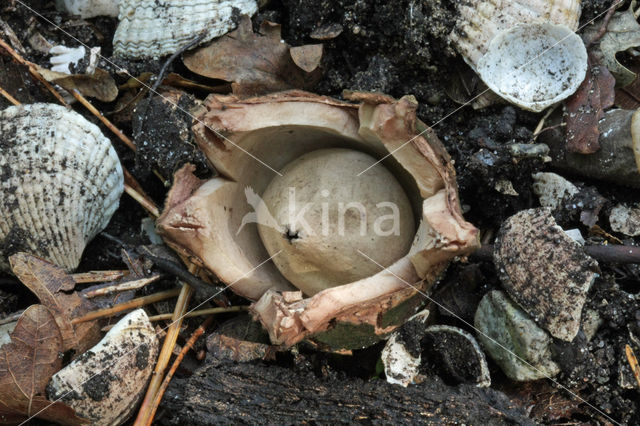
<box><xmin>1</xmin><ymin>0</ymin><xmax>639</xmax><ymax>425</ymax></box>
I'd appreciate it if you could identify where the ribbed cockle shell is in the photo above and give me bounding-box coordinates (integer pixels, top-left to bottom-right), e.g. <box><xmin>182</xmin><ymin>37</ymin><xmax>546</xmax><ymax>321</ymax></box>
<box><xmin>450</xmin><ymin>0</ymin><xmax>582</xmax><ymax>70</ymax></box>
<box><xmin>0</xmin><ymin>103</ymin><xmax>124</xmax><ymax>272</ymax></box>
<box><xmin>113</xmin><ymin>0</ymin><xmax>258</xmax><ymax>59</ymax></box>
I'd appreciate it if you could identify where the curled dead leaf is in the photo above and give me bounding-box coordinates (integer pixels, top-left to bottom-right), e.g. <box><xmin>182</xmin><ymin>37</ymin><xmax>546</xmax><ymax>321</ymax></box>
<box><xmin>36</xmin><ymin>66</ymin><xmax>118</xmax><ymax>102</ymax></box>
<box><xmin>9</xmin><ymin>253</ymin><xmax>101</xmax><ymax>355</ymax></box>
<box><xmin>183</xmin><ymin>16</ymin><xmax>322</xmax><ymax>96</ymax></box>
<box><xmin>585</xmin><ymin>1</ymin><xmax>640</xmax><ymax>87</ymax></box>
<box><xmin>0</xmin><ymin>305</ymin><xmax>88</xmax><ymax>425</ymax></box>
<box><xmin>564</xmin><ymin>54</ymin><xmax>616</xmax><ymax>154</ymax></box>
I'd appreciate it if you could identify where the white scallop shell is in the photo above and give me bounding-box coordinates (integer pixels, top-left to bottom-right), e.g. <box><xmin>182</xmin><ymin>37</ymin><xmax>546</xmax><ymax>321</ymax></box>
<box><xmin>113</xmin><ymin>0</ymin><xmax>259</xmax><ymax>59</ymax></box>
<box><xmin>477</xmin><ymin>23</ymin><xmax>588</xmax><ymax>112</ymax></box>
<box><xmin>450</xmin><ymin>0</ymin><xmax>582</xmax><ymax>70</ymax></box>
<box><xmin>0</xmin><ymin>103</ymin><xmax>124</xmax><ymax>272</ymax></box>
<box><xmin>47</xmin><ymin>309</ymin><xmax>158</xmax><ymax>426</ymax></box>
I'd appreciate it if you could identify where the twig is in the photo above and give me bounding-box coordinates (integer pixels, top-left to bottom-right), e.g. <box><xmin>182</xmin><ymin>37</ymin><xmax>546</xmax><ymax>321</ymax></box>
<box><xmin>71</xmin><ymin>287</ymin><xmax>181</xmax><ymax>324</ymax></box>
<box><xmin>0</xmin><ymin>37</ymin><xmax>68</xmax><ymax>106</ymax></box>
<box><xmin>472</xmin><ymin>244</ymin><xmax>640</xmax><ymax>264</ymax></box>
<box><xmin>135</xmin><ymin>281</ymin><xmax>193</xmax><ymax>426</ymax></box>
<box><xmin>84</xmin><ymin>274</ymin><xmax>162</xmax><ymax>298</ymax></box>
<box><xmin>625</xmin><ymin>344</ymin><xmax>640</xmax><ymax>389</ymax></box>
<box><xmin>125</xmin><ymin>183</ymin><xmax>160</xmax><ymax>218</ymax></box>
<box><xmin>532</xmin><ymin>105</ymin><xmax>558</xmax><ymax>140</ymax></box>
<box><xmin>0</xmin><ymin>18</ymin><xmax>25</xmax><ymax>54</ymax></box>
<box><xmin>148</xmin><ymin>305</ymin><xmax>247</xmax><ymax>322</ymax></box>
<box><xmin>69</xmin><ymin>89</ymin><xmax>136</xmax><ymax>151</ymax></box>
<box><xmin>122</xmin><ymin>168</ymin><xmax>160</xmax><ymax>217</ymax></box>
<box><xmin>0</xmin><ymin>84</ymin><xmax>20</xmax><ymax>105</ymax></box>
<box><xmin>586</xmin><ymin>0</ymin><xmax>621</xmax><ymax>48</ymax></box>
<box><xmin>0</xmin><ymin>309</ymin><xmax>23</xmax><ymax>325</ymax></box>
<box><xmin>151</xmin><ymin>32</ymin><xmax>207</xmax><ymax>94</ymax></box>
<box><xmin>141</xmin><ymin>249</ymin><xmax>226</xmax><ymax>302</ymax></box>
<box><xmin>145</xmin><ymin>315</ymin><xmax>215</xmax><ymax>426</ymax></box>
<box><xmin>72</xmin><ymin>270</ymin><xmax>128</xmax><ymax>284</ymax></box>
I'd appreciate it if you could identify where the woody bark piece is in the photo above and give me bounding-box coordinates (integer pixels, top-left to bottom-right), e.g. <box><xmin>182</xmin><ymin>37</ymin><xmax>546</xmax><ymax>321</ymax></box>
<box><xmin>159</xmin><ymin>360</ymin><xmax>535</xmax><ymax>425</ymax></box>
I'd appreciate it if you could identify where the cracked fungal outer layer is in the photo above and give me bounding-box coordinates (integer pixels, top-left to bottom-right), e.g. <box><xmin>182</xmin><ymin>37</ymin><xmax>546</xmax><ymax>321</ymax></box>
<box><xmin>0</xmin><ymin>103</ymin><xmax>123</xmax><ymax>272</ymax></box>
<box><xmin>157</xmin><ymin>91</ymin><xmax>479</xmax><ymax>350</ymax></box>
<box><xmin>493</xmin><ymin>208</ymin><xmax>599</xmax><ymax>342</ymax></box>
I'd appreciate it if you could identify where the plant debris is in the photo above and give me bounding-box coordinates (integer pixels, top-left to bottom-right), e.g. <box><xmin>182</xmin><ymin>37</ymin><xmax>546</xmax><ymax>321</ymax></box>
<box><xmin>564</xmin><ymin>54</ymin><xmax>616</xmax><ymax>154</ymax></box>
<box><xmin>183</xmin><ymin>16</ymin><xmax>322</xmax><ymax>95</ymax></box>
<box><xmin>0</xmin><ymin>305</ymin><xmax>87</xmax><ymax>425</ymax></box>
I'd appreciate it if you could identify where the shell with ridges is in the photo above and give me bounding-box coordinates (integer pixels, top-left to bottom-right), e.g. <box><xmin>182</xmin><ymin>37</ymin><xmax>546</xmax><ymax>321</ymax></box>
<box><xmin>47</xmin><ymin>309</ymin><xmax>158</xmax><ymax>425</ymax></box>
<box><xmin>450</xmin><ymin>0</ymin><xmax>582</xmax><ymax>70</ymax></box>
<box><xmin>0</xmin><ymin>103</ymin><xmax>124</xmax><ymax>272</ymax></box>
<box><xmin>113</xmin><ymin>0</ymin><xmax>259</xmax><ymax>59</ymax></box>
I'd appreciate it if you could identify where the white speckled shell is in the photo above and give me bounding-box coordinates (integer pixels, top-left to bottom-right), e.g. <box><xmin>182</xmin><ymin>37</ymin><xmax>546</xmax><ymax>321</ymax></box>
<box><xmin>56</xmin><ymin>0</ymin><xmax>120</xmax><ymax>19</ymax></box>
<box><xmin>113</xmin><ymin>0</ymin><xmax>259</xmax><ymax>59</ymax></box>
<box><xmin>47</xmin><ymin>309</ymin><xmax>158</xmax><ymax>426</ymax></box>
<box><xmin>477</xmin><ymin>23</ymin><xmax>587</xmax><ymax>112</ymax></box>
<box><xmin>450</xmin><ymin>0</ymin><xmax>582</xmax><ymax>70</ymax></box>
<box><xmin>0</xmin><ymin>103</ymin><xmax>124</xmax><ymax>272</ymax></box>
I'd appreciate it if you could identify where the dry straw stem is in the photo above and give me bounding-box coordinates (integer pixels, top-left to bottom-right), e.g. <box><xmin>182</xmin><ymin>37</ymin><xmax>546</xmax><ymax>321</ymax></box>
<box><xmin>134</xmin><ymin>281</ymin><xmax>193</xmax><ymax>426</ymax></box>
<box><xmin>626</xmin><ymin>344</ymin><xmax>640</xmax><ymax>389</ymax></box>
<box><xmin>84</xmin><ymin>274</ymin><xmax>161</xmax><ymax>298</ymax></box>
<box><xmin>148</xmin><ymin>305</ymin><xmax>247</xmax><ymax>321</ymax></box>
<box><xmin>71</xmin><ymin>287</ymin><xmax>181</xmax><ymax>324</ymax></box>
<box><xmin>0</xmin><ymin>37</ymin><xmax>68</xmax><ymax>106</ymax></box>
<box><xmin>0</xmin><ymin>84</ymin><xmax>20</xmax><ymax>105</ymax></box>
<box><xmin>71</xmin><ymin>269</ymin><xmax>129</xmax><ymax>283</ymax></box>
<box><xmin>145</xmin><ymin>315</ymin><xmax>216</xmax><ymax>426</ymax></box>
<box><xmin>69</xmin><ymin>88</ymin><xmax>136</xmax><ymax>151</ymax></box>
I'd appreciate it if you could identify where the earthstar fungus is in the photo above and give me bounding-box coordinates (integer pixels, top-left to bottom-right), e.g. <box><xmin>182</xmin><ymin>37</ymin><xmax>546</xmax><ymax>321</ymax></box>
<box><xmin>157</xmin><ymin>91</ymin><xmax>479</xmax><ymax>349</ymax></box>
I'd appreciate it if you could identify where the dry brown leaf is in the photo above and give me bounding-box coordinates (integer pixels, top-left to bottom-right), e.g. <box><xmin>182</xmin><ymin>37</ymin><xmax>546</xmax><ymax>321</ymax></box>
<box><xmin>183</xmin><ymin>16</ymin><xmax>321</xmax><ymax>96</ymax></box>
<box><xmin>614</xmin><ymin>60</ymin><xmax>640</xmax><ymax>109</ymax></box>
<box><xmin>565</xmin><ymin>54</ymin><xmax>616</xmax><ymax>154</ymax></box>
<box><xmin>290</xmin><ymin>44</ymin><xmax>323</xmax><ymax>73</ymax></box>
<box><xmin>0</xmin><ymin>305</ymin><xmax>88</xmax><ymax>425</ymax></box>
<box><xmin>162</xmin><ymin>73</ymin><xmax>230</xmax><ymax>92</ymax></box>
<box><xmin>36</xmin><ymin>66</ymin><xmax>118</xmax><ymax>102</ymax></box>
<box><xmin>9</xmin><ymin>253</ymin><xmax>101</xmax><ymax>354</ymax></box>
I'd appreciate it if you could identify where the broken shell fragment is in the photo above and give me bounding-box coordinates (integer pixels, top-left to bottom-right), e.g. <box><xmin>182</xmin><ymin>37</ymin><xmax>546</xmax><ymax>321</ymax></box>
<box><xmin>56</xmin><ymin>0</ymin><xmax>119</xmax><ymax>18</ymax></box>
<box><xmin>450</xmin><ymin>0</ymin><xmax>581</xmax><ymax>70</ymax></box>
<box><xmin>532</xmin><ymin>172</ymin><xmax>579</xmax><ymax>210</ymax></box>
<box><xmin>422</xmin><ymin>325</ymin><xmax>491</xmax><ymax>388</ymax></box>
<box><xmin>0</xmin><ymin>103</ymin><xmax>124</xmax><ymax>272</ymax></box>
<box><xmin>157</xmin><ymin>91</ymin><xmax>479</xmax><ymax>349</ymax></box>
<box><xmin>494</xmin><ymin>208</ymin><xmax>599</xmax><ymax>341</ymax></box>
<box><xmin>47</xmin><ymin>309</ymin><xmax>158</xmax><ymax>426</ymax></box>
<box><xmin>449</xmin><ymin>0</ymin><xmax>583</xmax><ymax>111</ymax></box>
<box><xmin>610</xmin><ymin>204</ymin><xmax>640</xmax><ymax>236</ymax></box>
<box><xmin>477</xmin><ymin>23</ymin><xmax>587</xmax><ymax>112</ymax></box>
<box><xmin>113</xmin><ymin>0</ymin><xmax>259</xmax><ymax>59</ymax></box>
<box><xmin>475</xmin><ymin>290</ymin><xmax>560</xmax><ymax>381</ymax></box>
<box><xmin>541</xmin><ymin>108</ymin><xmax>640</xmax><ymax>187</ymax></box>
<box><xmin>382</xmin><ymin>309</ymin><xmax>430</xmax><ymax>387</ymax></box>
<box><xmin>382</xmin><ymin>311</ymin><xmax>490</xmax><ymax>387</ymax></box>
